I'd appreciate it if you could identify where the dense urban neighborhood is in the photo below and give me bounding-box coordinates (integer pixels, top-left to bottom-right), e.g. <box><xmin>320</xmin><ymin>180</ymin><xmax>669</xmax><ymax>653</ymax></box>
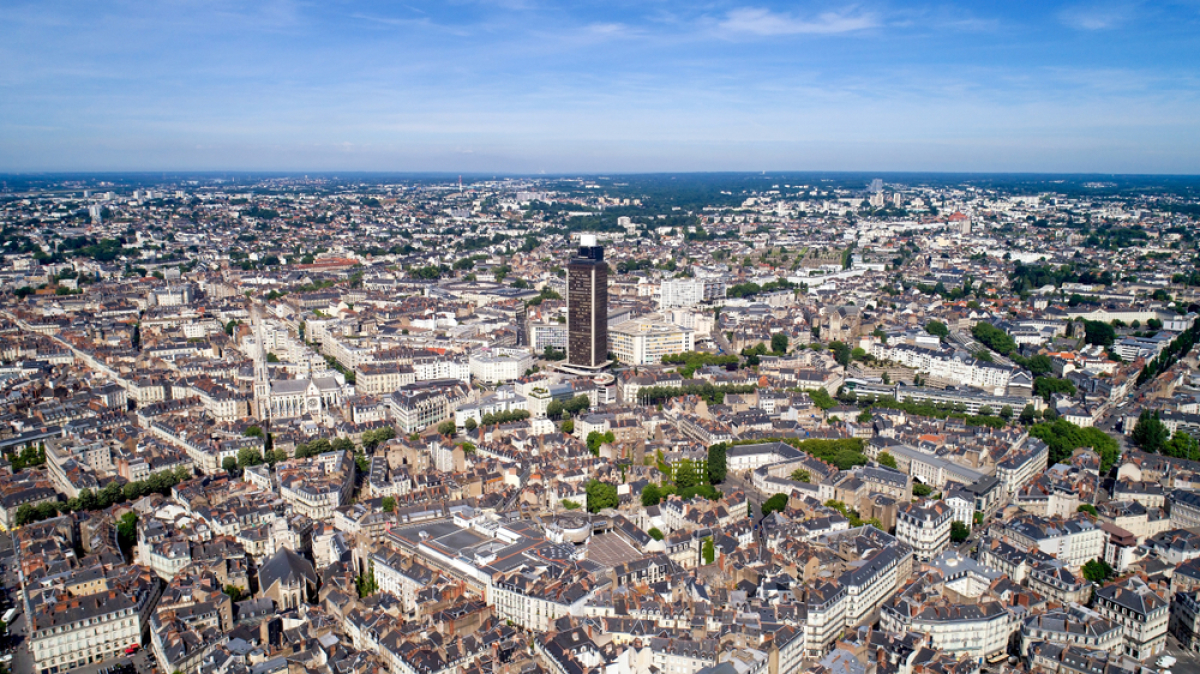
<box><xmin>2</xmin><ymin>172</ymin><xmax>1200</xmax><ymax>674</ymax></box>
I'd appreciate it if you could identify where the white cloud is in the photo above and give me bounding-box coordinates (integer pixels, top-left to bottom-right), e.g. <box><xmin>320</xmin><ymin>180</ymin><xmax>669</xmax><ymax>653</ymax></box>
<box><xmin>717</xmin><ymin>6</ymin><xmax>879</xmax><ymax>36</ymax></box>
<box><xmin>1058</xmin><ymin>2</ymin><xmax>1135</xmax><ymax>30</ymax></box>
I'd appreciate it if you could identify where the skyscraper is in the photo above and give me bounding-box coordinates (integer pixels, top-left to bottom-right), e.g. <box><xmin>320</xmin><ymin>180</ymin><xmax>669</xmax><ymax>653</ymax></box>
<box><xmin>567</xmin><ymin>234</ymin><xmax>609</xmax><ymax>369</ymax></box>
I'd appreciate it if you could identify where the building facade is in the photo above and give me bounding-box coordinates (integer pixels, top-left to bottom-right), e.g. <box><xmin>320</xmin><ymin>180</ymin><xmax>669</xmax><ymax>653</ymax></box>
<box><xmin>567</xmin><ymin>235</ymin><xmax>608</xmax><ymax>369</ymax></box>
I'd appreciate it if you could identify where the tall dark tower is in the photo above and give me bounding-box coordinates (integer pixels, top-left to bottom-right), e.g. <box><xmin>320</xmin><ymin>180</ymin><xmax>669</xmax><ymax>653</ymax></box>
<box><xmin>567</xmin><ymin>234</ymin><xmax>609</xmax><ymax>369</ymax></box>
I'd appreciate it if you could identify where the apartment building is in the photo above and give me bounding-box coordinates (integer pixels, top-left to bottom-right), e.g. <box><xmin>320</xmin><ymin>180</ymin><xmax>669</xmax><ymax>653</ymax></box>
<box><xmin>895</xmin><ymin>500</ymin><xmax>952</xmax><ymax>561</ymax></box>
<box><xmin>1093</xmin><ymin>577</ymin><xmax>1169</xmax><ymax>661</ymax></box>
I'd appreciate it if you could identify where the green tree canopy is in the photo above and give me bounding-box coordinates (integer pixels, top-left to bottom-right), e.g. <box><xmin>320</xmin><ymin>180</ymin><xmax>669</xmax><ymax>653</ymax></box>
<box><xmin>641</xmin><ymin>484</ymin><xmax>663</xmax><ymax>507</ymax></box>
<box><xmin>1030</xmin><ymin>419</ymin><xmax>1120</xmax><ymax>471</ymax></box>
<box><xmin>585</xmin><ymin>480</ymin><xmax>618</xmax><ymax>513</ymax></box>
<box><xmin>925</xmin><ymin>320</ymin><xmax>949</xmax><ymax>339</ymax></box>
<box><xmin>1131</xmin><ymin>410</ymin><xmax>1170</xmax><ymax>454</ymax></box>
<box><xmin>1082</xmin><ymin>558</ymin><xmax>1114</xmax><ymax>583</ymax></box>
<box><xmin>761</xmin><ymin>493</ymin><xmax>789</xmax><ymax>517</ymax></box>
<box><xmin>707</xmin><ymin>443</ymin><xmax>727</xmax><ymax>484</ymax></box>
<box><xmin>771</xmin><ymin>333</ymin><xmax>789</xmax><ymax>354</ymax></box>
<box><xmin>1034</xmin><ymin>376</ymin><xmax>1077</xmax><ymax>402</ymax></box>
<box><xmin>1083</xmin><ymin>320</ymin><xmax>1117</xmax><ymax>348</ymax></box>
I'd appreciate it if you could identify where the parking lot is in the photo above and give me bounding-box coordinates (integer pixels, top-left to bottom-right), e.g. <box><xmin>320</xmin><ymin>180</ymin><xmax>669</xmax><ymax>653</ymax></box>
<box><xmin>53</xmin><ymin>651</ymin><xmax>154</xmax><ymax>674</ymax></box>
<box><xmin>586</xmin><ymin>533</ymin><xmax>643</xmax><ymax>567</ymax></box>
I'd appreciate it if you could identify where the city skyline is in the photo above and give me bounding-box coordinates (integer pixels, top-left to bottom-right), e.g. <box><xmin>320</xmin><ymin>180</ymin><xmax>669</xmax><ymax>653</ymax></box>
<box><xmin>4</xmin><ymin>0</ymin><xmax>1200</xmax><ymax>173</ymax></box>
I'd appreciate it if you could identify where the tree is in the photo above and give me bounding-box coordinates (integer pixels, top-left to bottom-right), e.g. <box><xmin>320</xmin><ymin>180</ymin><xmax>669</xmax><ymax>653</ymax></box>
<box><xmin>1027</xmin><ymin>354</ymin><xmax>1053</xmax><ymax>376</ymax></box>
<box><xmin>1083</xmin><ymin>320</ymin><xmax>1117</xmax><ymax>348</ymax></box>
<box><xmin>641</xmin><ymin>484</ymin><xmax>663</xmax><ymax>507</ymax></box>
<box><xmin>770</xmin><ymin>333</ymin><xmax>789</xmax><ymax>354</ymax></box>
<box><xmin>331</xmin><ymin>437</ymin><xmax>355</xmax><ymax>453</ymax></box>
<box><xmin>355</xmin><ymin>562</ymin><xmax>378</xmax><ymax>598</ymax></box>
<box><xmin>1029</xmin><ymin>419</ymin><xmax>1121</xmax><ymax>471</ymax></box>
<box><xmin>790</xmin><ymin>468</ymin><xmax>811</xmax><ymax>483</ymax></box>
<box><xmin>972</xmin><ymin>322</ymin><xmax>1018</xmax><ymax>357</ymax></box>
<box><xmin>586</xmin><ymin>430</ymin><xmax>615</xmax><ymax>456</ymax></box>
<box><xmin>925</xmin><ymin>320</ymin><xmax>949</xmax><ymax>339</ymax></box>
<box><xmin>702</xmin><ymin>537</ymin><xmax>716</xmax><ymax>565</ymax></box>
<box><xmin>1034</xmin><ymin>376</ymin><xmax>1077</xmax><ymax>402</ymax></box>
<box><xmin>1166</xmin><ymin>430</ymin><xmax>1200</xmax><ymax>461</ymax></box>
<box><xmin>761</xmin><ymin>493</ymin><xmax>789</xmax><ymax>517</ymax></box>
<box><xmin>878</xmin><ymin>452</ymin><xmax>898</xmax><ymax>469</ymax></box>
<box><xmin>1078</xmin><ymin>504</ymin><xmax>1099</xmax><ymax>517</ymax></box>
<box><xmin>561</xmin><ymin>499</ymin><xmax>582</xmax><ymax>510</ymax></box>
<box><xmin>809</xmin><ymin>388</ymin><xmax>837</xmax><ymax>410</ymax></box>
<box><xmin>648</xmin><ymin>527</ymin><xmax>664</xmax><ymax>541</ymax></box>
<box><xmin>237</xmin><ymin>446</ymin><xmax>264</xmax><ymax>468</ymax></box>
<box><xmin>1081</xmin><ymin>558</ymin><xmax>1114</xmax><ymax>584</ymax></box>
<box><xmin>561</xmin><ymin>419</ymin><xmax>575</xmax><ymax>434</ymax></box>
<box><xmin>464</xmin><ymin>418</ymin><xmax>477</xmax><ymax>431</ymax></box>
<box><xmin>224</xmin><ymin>585</ymin><xmax>245</xmax><ymax>602</ymax></box>
<box><xmin>707</xmin><ymin>443</ymin><xmax>727</xmax><ymax>484</ymax></box>
<box><xmin>950</xmin><ymin>521</ymin><xmax>970</xmax><ymax>543</ymax></box>
<box><xmin>673</xmin><ymin>458</ymin><xmax>705</xmax><ymax>489</ymax></box>
<box><xmin>978</xmin><ymin>405</ymin><xmax>993</xmax><ymax>417</ymax></box>
<box><xmin>437</xmin><ymin>420</ymin><xmax>456</xmax><ymax>436</ymax></box>
<box><xmin>586</xmin><ymin>480</ymin><xmax>618</xmax><ymax>513</ymax></box>
<box><xmin>829</xmin><ymin>341</ymin><xmax>852</xmax><ymax>366</ymax></box>
<box><xmin>1019</xmin><ymin>404</ymin><xmax>1037</xmax><ymax>425</ymax></box>
<box><xmin>913</xmin><ymin>483</ymin><xmax>933</xmax><ymax>497</ymax></box>
<box><xmin>382</xmin><ymin>496</ymin><xmax>396</xmax><ymax>512</ymax></box>
<box><xmin>243</xmin><ymin>425</ymin><xmax>264</xmax><ymax>438</ymax></box>
<box><xmin>563</xmin><ymin>395</ymin><xmax>591</xmax><ymax>414</ymax></box>
<box><xmin>999</xmin><ymin>405</ymin><xmax>1014</xmax><ymax>420</ymax></box>
<box><xmin>117</xmin><ymin>511</ymin><xmax>138</xmax><ymax>549</ymax></box>
<box><xmin>1131</xmin><ymin>410</ymin><xmax>1170</xmax><ymax>454</ymax></box>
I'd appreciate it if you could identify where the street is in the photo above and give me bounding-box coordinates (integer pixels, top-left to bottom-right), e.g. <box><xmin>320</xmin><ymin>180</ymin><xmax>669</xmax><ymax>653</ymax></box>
<box><xmin>725</xmin><ymin>472</ymin><xmax>765</xmax><ymax>515</ymax></box>
<box><xmin>1161</xmin><ymin>634</ymin><xmax>1200</xmax><ymax>673</ymax></box>
<box><xmin>53</xmin><ymin>651</ymin><xmax>153</xmax><ymax>674</ymax></box>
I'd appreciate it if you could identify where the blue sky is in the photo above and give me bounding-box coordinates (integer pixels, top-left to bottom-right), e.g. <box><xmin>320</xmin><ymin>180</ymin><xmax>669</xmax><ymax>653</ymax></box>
<box><xmin>3</xmin><ymin>0</ymin><xmax>1200</xmax><ymax>173</ymax></box>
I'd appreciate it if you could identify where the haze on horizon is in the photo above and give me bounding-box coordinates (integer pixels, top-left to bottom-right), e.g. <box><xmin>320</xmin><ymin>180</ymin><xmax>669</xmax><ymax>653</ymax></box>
<box><xmin>3</xmin><ymin>0</ymin><xmax>1200</xmax><ymax>175</ymax></box>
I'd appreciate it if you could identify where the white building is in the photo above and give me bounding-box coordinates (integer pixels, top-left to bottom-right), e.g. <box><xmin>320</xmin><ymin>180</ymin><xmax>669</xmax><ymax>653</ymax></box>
<box><xmin>660</xmin><ymin>278</ymin><xmax>726</xmax><ymax>309</ymax></box>
<box><xmin>1094</xmin><ymin>576</ymin><xmax>1170</xmax><ymax>661</ymax></box>
<box><xmin>469</xmin><ymin>348</ymin><xmax>535</xmax><ymax>384</ymax></box>
<box><xmin>895</xmin><ymin>500</ymin><xmax>952</xmax><ymax>561</ymax></box>
<box><xmin>609</xmin><ymin>316</ymin><xmax>696</xmax><ymax>366</ymax></box>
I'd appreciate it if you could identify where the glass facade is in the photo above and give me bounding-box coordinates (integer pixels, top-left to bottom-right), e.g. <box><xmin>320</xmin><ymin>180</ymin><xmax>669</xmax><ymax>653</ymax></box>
<box><xmin>567</xmin><ymin>243</ymin><xmax>608</xmax><ymax>368</ymax></box>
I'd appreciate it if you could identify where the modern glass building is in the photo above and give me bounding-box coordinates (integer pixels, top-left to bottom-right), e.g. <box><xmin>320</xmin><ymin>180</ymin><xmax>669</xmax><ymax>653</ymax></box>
<box><xmin>567</xmin><ymin>234</ymin><xmax>609</xmax><ymax>369</ymax></box>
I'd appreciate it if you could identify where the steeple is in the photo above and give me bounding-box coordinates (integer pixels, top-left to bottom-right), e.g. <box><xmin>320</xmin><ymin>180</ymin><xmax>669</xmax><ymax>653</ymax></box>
<box><xmin>252</xmin><ymin>305</ymin><xmax>271</xmax><ymax>421</ymax></box>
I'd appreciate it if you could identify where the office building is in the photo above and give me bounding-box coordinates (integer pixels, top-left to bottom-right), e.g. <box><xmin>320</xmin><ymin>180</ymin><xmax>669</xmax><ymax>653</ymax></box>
<box><xmin>609</xmin><ymin>316</ymin><xmax>696</xmax><ymax>366</ymax></box>
<box><xmin>567</xmin><ymin>234</ymin><xmax>609</xmax><ymax>369</ymax></box>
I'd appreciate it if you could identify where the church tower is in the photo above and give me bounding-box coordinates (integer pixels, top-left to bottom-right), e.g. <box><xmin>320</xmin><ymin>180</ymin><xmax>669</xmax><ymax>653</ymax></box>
<box><xmin>252</xmin><ymin>305</ymin><xmax>271</xmax><ymax>421</ymax></box>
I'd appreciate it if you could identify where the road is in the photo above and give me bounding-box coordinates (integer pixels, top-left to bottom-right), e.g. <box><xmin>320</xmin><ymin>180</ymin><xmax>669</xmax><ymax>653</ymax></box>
<box><xmin>712</xmin><ymin>330</ymin><xmax>735</xmax><ymax>356</ymax></box>
<box><xmin>724</xmin><ymin>472</ymin><xmax>766</xmax><ymax>515</ymax></box>
<box><xmin>1161</xmin><ymin>634</ymin><xmax>1200</xmax><ymax>672</ymax></box>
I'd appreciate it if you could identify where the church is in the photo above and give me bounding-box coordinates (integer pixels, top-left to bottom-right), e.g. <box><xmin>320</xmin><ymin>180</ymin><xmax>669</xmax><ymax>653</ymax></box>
<box><xmin>251</xmin><ymin>307</ymin><xmax>352</xmax><ymax>423</ymax></box>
